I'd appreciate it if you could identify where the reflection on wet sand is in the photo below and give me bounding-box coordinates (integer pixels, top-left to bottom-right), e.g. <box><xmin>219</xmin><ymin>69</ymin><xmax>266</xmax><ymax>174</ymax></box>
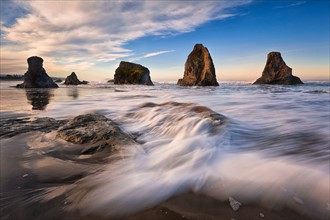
<box><xmin>67</xmin><ymin>87</ymin><xmax>79</xmax><ymax>99</ymax></box>
<box><xmin>25</xmin><ymin>89</ymin><xmax>54</xmax><ymax>110</ymax></box>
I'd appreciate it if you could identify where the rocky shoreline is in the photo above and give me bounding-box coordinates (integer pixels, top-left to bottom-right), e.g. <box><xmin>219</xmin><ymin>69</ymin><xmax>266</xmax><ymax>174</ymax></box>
<box><xmin>0</xmin><ymin>114</ymin><xmax>137</xmax><ymax>158</ymax></box>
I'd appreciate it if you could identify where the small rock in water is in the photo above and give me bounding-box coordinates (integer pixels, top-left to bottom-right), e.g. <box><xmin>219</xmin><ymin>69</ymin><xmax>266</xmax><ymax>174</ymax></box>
<box><xmin>229</xmin><ymin>197</ymin><xmax>242</xmax><ymax>211</ymax></box>
<box><xmin>22</xmin><ymin>174</ymin><xmax>29</xmax><ymax>178</ymax></box>
<box><xmin>260</xmin><ymin>212</ymin><xmax>265</xmax><ymax>218</ymax></box>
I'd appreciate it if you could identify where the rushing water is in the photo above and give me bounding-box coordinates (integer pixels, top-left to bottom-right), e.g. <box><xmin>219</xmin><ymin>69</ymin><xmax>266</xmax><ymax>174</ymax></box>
<box><xmin>0</xmin><ymin>80</ymin><xmax>329</xmax><ymax>219</ymax></box>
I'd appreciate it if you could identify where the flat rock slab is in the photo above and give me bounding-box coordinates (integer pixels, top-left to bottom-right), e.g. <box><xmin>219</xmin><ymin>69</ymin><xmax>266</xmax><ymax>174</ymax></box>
<box><xmin>0</xmin><ymin>117</ymin><xmax>67</xmax><ymax>138</ymax></box>
<box><xmin>1</xmin><ymin>114</ymin><xmax>136</xmax><ymax>156</ymax></box>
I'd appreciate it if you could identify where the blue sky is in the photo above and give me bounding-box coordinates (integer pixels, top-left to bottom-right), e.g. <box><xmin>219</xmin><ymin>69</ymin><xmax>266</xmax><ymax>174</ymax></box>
<box><xmin>0</xmin><ymin>0</ymin><xmax>329</xmax><ymax>82</ymax></box>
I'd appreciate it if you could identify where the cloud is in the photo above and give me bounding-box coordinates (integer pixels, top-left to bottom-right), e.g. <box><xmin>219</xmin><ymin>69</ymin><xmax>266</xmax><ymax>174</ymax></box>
<box><xmin>130</xmin><ymin>50</ymin><xmax>176</xmax><ymax>61</ymax></box>
<box><xmin>275</xmin><ymin>1</ymin><xmax>306</xmax><ymax>9</ymax></box>
<box><xmin>144</xmin><ymin>50</ymin><xmax>175</xmax><ymax>58</ymax></box>
<box><xmin>0</xmin><ymin>0</ymin><xmax>252</xmax><ymax>75</ymax></box>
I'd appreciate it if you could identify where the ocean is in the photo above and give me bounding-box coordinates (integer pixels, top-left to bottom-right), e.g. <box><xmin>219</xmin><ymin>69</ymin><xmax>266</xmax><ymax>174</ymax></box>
<box><xmin>0</xmin><ymin>80</ymin><xmax>329</xmax><ymax>220</ymax></box>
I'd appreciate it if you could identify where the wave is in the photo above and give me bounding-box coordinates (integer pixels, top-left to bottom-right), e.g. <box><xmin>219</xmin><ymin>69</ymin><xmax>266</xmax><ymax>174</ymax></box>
<box><xmin>2</xmin><ymin>102</ymin><xmax>329</xmax><ymax>219</ymax></box>
<box><xmin>305</xmin><ymin>90</ymin><xmax>330</xmax><ymax>94</ymax></box>
<box><xmin>36</xmin><ymin>102</ymin><xmax>330</xmax><ymax>218</ymax></box>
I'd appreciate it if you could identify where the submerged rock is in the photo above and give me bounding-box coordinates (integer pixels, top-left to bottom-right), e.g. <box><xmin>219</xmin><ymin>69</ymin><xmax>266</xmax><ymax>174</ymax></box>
<box><xmin>253</xmin><ymin>52</ymin><xmax>303</xmax><ymax>85</ymax></box>
<box><xmin>57</xmin><ymin>114</ymin><xmax>136</xmax><ymax>154</ymax></box>
<box><xmin>178</xmin><ymin>44</ymin><xmax>219</xmax><ymax>86</ymax></box>
<box><xmin>114</xmin><ymin>61</ymin><xmax>153</xmax><ymax>85</ymax></box>
<box><xmin>16</xmin><ymin>56</ymin><xmax>59</xmax><ymax>88</ymax></box>
<box><xmin>64</xmin><ymin>72</ymin><xmax>88</xmax><ymax>85</ymax></box>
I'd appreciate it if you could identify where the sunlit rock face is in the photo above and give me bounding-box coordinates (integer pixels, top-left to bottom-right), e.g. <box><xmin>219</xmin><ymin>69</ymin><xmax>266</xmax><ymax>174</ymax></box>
<box><xmin>16</xmin><ymin>56</ymin><xmax>58</xmax><ymax>88</ymax></box>
<box><xmin>114</xmin><ymin>61</ymin><xmax>154</xmax><ymax>85</ymax></box>
<box><xmin>254</xmin><ymin>52</ymin><xmax>303</xmax><ymax>85</ymax></box>
<box><xmin>178</xmin><ymin>44</ymin><xmax>219</xmax><ymax>86</ymax></box>
<box><xmin>64</xmin><ymin>72</ymin><xmax>88</xmax><ymax>85</ymax></box>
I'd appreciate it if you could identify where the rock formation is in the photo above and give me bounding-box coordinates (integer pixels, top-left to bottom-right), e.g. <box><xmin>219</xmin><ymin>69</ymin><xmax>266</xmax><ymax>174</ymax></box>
<box><xmin>114</xmin><ymin>61</ymin><xmax>153</xmax><ymax>85</ymax></box>
<box><xmin>0</xmin><ymin>114</ymin><xmax>136</xmax><ymax>156</ymax></box>
<box><xmin>253</xmin><ymin>52</ymin><xmax>303</xmax><ymax>85</ymax></box>
<box><xmin>178</xmin><ymin>44</ymin><xmax>219</xmax><ymax>86</ymax></box>
<box><xmin>63</xmin><ymin>72</ymin><xmax>88</xmax><ymax>85</ymax></box>
<box><xmin>57</xmin><ymin>114</ymin><xmax>136</xmax><ymax>155</ymax></box>
<box><xmin>16</xmin><ymin>56</ymin><xmax>58</xmax><ymax>88</ymax></box>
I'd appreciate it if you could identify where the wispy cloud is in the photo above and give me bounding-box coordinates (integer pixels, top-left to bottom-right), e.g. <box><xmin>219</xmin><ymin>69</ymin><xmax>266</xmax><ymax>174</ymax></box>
<box><xmin>0</xmin><ymin>0</ymin><xmax>252</xmax><ymax>74</ymax></box>
<box><xmin>275</xmin><ymin>1</ymin><xmax>306</xmax><ymax>9</ymax></box>
<box><xmin>144</xmin><ymin>50</ymin><xmax>175</xmax><ymax>58</ymax></box>
<box><xmin>129</xmin><ymin>50</ymin><xmax>175</xmax><ymax>62</ymax></box>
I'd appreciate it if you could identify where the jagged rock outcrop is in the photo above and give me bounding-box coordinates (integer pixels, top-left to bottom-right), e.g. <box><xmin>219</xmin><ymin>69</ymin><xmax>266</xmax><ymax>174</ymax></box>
<box><xmin>253</xmin><ymin>52</ymin><xmax>303</xmax><ymax>85</ymax></box>
<box><xmin>16</xmin><ymin>56</ymin><xmax>58</xmax><ymax>88</ymax></box>
<box><xmin>64</xmin><ymin>72</ymin><xmax>88</xmax><ymax>85</ymax></box>
<box><xmin>178</xmin><ymin>44</ymin><xmax>219</xmax><ymax>86</ymax></box>
<box><xmin>114</xmin><ymin>61</ymin><xmax>153</xmax><ymax>85</ymax></box>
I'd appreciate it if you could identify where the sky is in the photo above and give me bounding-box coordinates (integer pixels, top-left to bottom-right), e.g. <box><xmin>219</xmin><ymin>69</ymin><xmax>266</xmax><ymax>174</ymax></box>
<box><xmin>0</xmin><ymin>0</ymin><xmax>329</xmax><ymax>82</ymax></box>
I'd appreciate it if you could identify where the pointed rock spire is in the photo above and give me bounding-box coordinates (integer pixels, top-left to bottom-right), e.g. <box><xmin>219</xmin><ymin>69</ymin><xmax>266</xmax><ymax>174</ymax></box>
<box><xmin>178</xmin><ymin>44</ymin><xmax>219</xmax><ymax>86</ymax></box>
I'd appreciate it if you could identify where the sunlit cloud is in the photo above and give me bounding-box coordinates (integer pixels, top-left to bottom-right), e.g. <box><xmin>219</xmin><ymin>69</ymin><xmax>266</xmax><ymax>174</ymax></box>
<box><xmin>0</xmin><ymin>0</ymin><xmax>252</xmax><ymax>75</ymax></box>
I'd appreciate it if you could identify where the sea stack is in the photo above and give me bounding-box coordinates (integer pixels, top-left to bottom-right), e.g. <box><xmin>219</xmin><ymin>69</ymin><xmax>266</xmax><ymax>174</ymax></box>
<box><xmin>114</xmin><ymin>61</ymin><xmax>153</xmax><ymax>85</ymax></box>
<box><xmin>177</xmin><ymin>44</ymin><xmax>219</xmax><ymax>86</ymax></box>
<box><xmin>16</xmin><ymin>56</ymin><xmax>58</xmax><ymax>88</ymax></box>
<box><xmin>253</xmin><ymin>52</ymin><xmax>303</xmax><ymax>85</ymax></box>
<box><xmin>64</xmin><ymin>72</ymin><xmax>88</xmax><ymax>85</ymax></box>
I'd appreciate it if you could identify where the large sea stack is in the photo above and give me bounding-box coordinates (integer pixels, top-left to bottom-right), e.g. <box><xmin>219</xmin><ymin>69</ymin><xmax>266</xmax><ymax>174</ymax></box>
<box><xmin>178</xmin><ymin>44</ymin><xmax>219</xmax><ymax>86</ymax></box>
<box><xmin>16</xmin><ymin>56</ymin><xmax>58</xmax><ymax>88</ymax></box>
<box><xmin>64</xmin><ymin>72</ymin><xmax>88</xmax><ymax>85</ymax></box>
<box><xmin>114</xmin><ymin>61</ymin><xmax>153</xmax><ymax>85</ymax></box>
<box><xmin>254</xmin><ymin>52</ymin><xmax>303</xmax><ymax>85</ymax></box>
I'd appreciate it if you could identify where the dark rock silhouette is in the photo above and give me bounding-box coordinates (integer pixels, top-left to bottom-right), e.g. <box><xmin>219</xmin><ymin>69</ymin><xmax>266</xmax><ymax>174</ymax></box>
<box><xmin>254</xmin><ymin>52</ymin><xmax>303</xmax><ymax>85</ymax></box>
<box><xmin>178</xmin><ymin>44</ymin><xmax>219</xmax><ymax>86</ymax></box>
<box><xmin>16</xmin><ymin>56</ymin><xmax>58</xmax><ymax>88</ymax></box>
<box><xmin>64</xmin><ymin>72</ymin><xmax>88</xmax><ymax>85</ymax></box>
<box><xmin>114</xmin><ymin>61</ymin><xmax>153</xmax><ymax>85</ymax></box>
